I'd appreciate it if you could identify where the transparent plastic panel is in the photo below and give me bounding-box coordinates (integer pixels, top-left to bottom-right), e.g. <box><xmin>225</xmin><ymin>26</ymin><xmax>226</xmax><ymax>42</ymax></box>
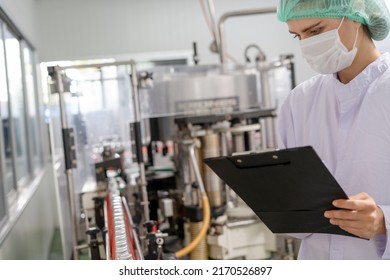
<box><xmin>50</xmin><ymin>66</ymin><xmax>135</xmax><ymax>194</ymax></box>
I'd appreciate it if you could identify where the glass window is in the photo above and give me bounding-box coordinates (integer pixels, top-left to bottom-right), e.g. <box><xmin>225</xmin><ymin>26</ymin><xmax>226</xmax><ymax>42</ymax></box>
<box><xmin>0</xmin><ymin>24</ymin><xmax>14</xmax><ymax>195</ymax></box>
<box><xmin>0</xmin><ymin>22</ymin><xmax>7</xmax><ymax>222</ymax></box>
<box><xmin>4</xmin><ymin>27</ymin><xmax>29</xmax><ymax>183</ymax></box>
<box><xmin>22</xmin><ymin>42</ymin><xmax>43</xmax><ymax>171</ymax></box>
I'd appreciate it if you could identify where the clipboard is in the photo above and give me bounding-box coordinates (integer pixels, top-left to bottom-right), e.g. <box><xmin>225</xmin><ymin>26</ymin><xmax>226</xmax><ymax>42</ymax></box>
<box><xmin>203</xmin><ymin>146</ymin><xmax>358</xmax><ymax>238</ymax></box>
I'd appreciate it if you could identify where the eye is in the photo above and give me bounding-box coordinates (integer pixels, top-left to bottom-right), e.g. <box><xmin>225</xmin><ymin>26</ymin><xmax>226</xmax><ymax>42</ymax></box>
<box><xmin>309</xmin><ymin>28</ymin><xmax>321</xmax><ymax>36</ymax></box>
<box><xmin>292</xmin><ymin>34</ymin><xmax>301</xmax><ymax>40</ymax></box>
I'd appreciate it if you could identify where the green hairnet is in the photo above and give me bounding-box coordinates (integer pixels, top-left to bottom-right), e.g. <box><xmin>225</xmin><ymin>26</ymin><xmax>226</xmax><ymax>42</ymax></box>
<box><xmin>277</xmin><ymin>0</ymin><xmax>390</xmax><ymax>41</ymax></box>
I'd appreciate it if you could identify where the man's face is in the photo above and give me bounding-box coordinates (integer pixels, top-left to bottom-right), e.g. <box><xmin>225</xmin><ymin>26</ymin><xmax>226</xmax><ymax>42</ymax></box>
<box><xmin>287</xmin><ymin>17</ymin><xmax>360</xmax><ymax>51</ymax></box>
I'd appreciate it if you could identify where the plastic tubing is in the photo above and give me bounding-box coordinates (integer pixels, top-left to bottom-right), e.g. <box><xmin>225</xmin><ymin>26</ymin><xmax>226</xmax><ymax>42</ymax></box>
<box><xmin>174</xmin><ymin>194</ymin><xmax>211</xmax><ymax>259</ymax></box>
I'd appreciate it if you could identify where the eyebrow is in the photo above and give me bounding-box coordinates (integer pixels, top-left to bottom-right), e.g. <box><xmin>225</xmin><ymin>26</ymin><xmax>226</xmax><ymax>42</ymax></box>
<box><xmin>289</xmin><ymin>21</ymin><xmax>322</xmax><ymax>34</ymax></box>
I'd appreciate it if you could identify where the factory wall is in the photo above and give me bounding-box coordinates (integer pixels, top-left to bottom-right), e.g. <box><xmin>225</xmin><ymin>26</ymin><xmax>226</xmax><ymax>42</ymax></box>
<box><xmin>35</xmin><ymin>0</ymin><xmax>390</xmax><ymax>84</ymax></box>
<box><xmin>0</xmin><ymin>0</ymin><xmax>38</xmax><ymax>45</ymax></box>
<box><xmin>35</xmin><ymin>0</ymin><xmax>316</xmax><ymax>84</ymax></box>
<box><xmin>0</xmin><ymin>167</ymin><xmax>57</xmax><ymax>259</ymax></box>
<box><xmin>0</xmin><ymin>0</ymin><xmax>58</xmax><ymax>259</ymax></box>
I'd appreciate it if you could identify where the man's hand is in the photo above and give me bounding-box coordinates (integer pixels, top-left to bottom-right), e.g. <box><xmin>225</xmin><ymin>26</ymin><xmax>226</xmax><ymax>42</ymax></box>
<box><xmin>324</xmin><ymin>192</ymin><xmax>386</xmax><ymax>239</ymax></box>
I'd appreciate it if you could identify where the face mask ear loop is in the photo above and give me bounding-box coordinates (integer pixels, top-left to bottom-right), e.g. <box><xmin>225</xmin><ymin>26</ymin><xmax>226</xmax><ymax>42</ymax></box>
<box><xmin>352</xmin><ymin>26</ymin><xmax>359</xmax><ymax>49</ymax></box>
<box><xmin>337</xmin><ymin>17</ymin><xmax>359</xmax><ymax>50</ymax></box>
<box><xmin>337</xmin><ymin>17</ymin><xmax>346</xmax><ymax>31</ymax></box>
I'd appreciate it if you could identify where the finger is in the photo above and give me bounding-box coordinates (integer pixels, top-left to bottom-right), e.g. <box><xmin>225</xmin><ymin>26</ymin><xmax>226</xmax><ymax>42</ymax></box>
<box><xmin>324</xmin><ymin>209</ymin><xmax>359</xmax><ymax>220</ymax></box>
<box><xmin>332</xmin><ymin>199</ymin><xmax>361</xmax><ymax>210</ymax></box>
<box><xmin>333</xmin><ymin>198</ymin><xmax>373</xmax><ymax>211</ymax></box>
<box><xmin>332</xmin><ymin>193</ymin><xmax>371</xmax><ymax>210</ymax></box>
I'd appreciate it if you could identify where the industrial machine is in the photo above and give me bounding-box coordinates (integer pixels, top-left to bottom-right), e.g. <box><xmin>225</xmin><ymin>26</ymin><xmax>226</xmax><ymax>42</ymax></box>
<box><xmin>46</xmin><ymin>4</ymin><xmax>298</xmax><ymax>261</ymax></box>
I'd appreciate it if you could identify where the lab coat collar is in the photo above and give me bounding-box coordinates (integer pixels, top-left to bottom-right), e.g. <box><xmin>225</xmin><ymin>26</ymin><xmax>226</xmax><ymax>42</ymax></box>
<box><xmin>332</xmin><ymin>52</ymin><xmax>390</xmax><ymax>102</ymax></box>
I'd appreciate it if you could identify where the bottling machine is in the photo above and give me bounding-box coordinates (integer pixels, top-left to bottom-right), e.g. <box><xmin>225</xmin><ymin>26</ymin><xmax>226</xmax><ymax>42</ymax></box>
<box><xmin>47</xmin><ymin>5</ymin><xmax>298</xmax><ymax>260</ymax></box>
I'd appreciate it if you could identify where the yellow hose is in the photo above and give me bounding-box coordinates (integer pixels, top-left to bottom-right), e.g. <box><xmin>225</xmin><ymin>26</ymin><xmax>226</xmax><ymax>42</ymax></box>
<box><xmin>175</xmin><ymin>194</ymin><xmax>211</xmax><ymax>259</ymax></box>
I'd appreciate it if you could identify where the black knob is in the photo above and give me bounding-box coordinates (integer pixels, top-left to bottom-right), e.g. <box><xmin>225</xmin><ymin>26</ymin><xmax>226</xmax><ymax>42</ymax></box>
<box><xmin>86</xmin><ymin>227</ymin><xmax>100</xmax><ymax>240</ymax></box>
<box><xmin>143</xmin><ymin>220</ymin><xmax>157</xmax><ymax>233</ymax></box>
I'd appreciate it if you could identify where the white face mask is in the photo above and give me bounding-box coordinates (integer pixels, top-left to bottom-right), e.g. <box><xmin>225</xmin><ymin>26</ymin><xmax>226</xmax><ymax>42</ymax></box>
<box><xmin>300</xmin><ymin>17</ymin><xmax>359</xmax><ymax>74</ymax></box>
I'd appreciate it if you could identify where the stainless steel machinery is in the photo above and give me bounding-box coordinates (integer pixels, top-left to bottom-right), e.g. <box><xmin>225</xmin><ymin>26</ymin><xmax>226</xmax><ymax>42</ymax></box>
<box><xmin>46</xmin><ymin>5</ymin><xmax>298</xmax><ymax>260</ymax></box>
<box><xmin>137</xmin><ymin>55</ymin><xmax>294</xmax><ymax>260</ymax></box>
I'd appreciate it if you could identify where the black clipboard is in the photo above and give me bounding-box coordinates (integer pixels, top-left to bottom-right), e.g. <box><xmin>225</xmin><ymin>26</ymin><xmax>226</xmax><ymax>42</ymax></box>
<box><xmin>203</xmin><ymin>146</ymin><xmax>358</xmax><ymax>238</ymax></box>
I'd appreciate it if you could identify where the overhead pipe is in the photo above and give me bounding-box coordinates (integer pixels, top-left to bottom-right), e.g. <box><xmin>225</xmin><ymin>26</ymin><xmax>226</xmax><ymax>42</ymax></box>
<box><xmin>218</xmin><ymin>7</ymin><xmax>277</xmax><ymax>64</ymax></box>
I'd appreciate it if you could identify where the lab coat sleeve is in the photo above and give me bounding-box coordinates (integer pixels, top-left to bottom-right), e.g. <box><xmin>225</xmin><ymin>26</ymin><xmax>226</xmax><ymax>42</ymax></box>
<box><xmin>374</xmin><ymin>205</ymin><xmax>390</xmax><ymax>259</ymax></box>
<box><xmin>277</xmin><ymin>94</ymin><xmax>312</xmax><ymax>240</ymax></box>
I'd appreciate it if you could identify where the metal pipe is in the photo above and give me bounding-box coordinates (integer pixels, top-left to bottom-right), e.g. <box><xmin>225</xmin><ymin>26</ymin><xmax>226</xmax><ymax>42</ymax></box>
<box><xmin>187</xmin><ymin>141</ymin><xmax>206</xmax><ymax>194</ymax></box>
<box><xmin>55</xmin><ymin>60</ymin><xmax>136</xmax><ymax>70</ymax></box>
<box><xmin>74</xmin><ymin>243</ymin><xmax>90</xmax><ymax>250</ymax></box>
<box><xmin>54</xmin><ymin>66</ymin><xmax>79</xmax><ymax>260</ymax></box>
<box><xmin>103</xmin><ymin>198</ymin><xmax>111</xmax><ymax>260</ymax></box>
<box><xmin>218</xmin><ymin>7</ymin><xmax>277</xmax><ymax>64</ymax></box>
<box><xmin>259</xmin><ymin>64</ymin><xmax>275</xmax><ymax>149</ymax></box>
<box><xmin>202</xmin><ymin>132</ymin><xmax>224</xmax><ymax>207</ymax></box>
<box><xmin>129</xmin><ymin>60</ymin><xmax>150</xmax><ymax>222</ymax></box>
<box><xmin>244</xmin><ymin>44</ymin><xmax>266</xmax><ymax>63</ymax></box>
<box><xmin>55</xmin><ymin>67</ymin><xmax>68</xmax><ymax>129</ymax></box>
<box><xmin>226</xmin><ymin>218</ymin><xmax>259</xmax><ymax>228</ymax></box>
<box><xmin>206</xmin><ymin>0</ymin><xmax>220</xmax><ymax>52</ymax></box>
<box><xmin>130</xmin><ymin>60</ymin><xmax>141</xmax><ymax>123</ymax></box>
<box><xmin>260</xmin><ymin>119</ymin><xmax>267</xmax><ymax>150</ymax></box>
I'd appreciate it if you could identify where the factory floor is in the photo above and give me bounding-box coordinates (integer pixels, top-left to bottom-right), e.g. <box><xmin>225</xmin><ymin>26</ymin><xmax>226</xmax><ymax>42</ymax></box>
<box><xmin>48</xmin><ymin>228</ymin><xmax>89</xmax><ymax>260</ymax></box>
<box><xmin>48</xmin><ymin>228</ymin><xmax>63</xmax><ymax>259</ymax></box>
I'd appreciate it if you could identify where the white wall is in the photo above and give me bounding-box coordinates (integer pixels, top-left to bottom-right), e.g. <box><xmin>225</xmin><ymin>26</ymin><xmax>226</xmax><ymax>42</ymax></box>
<box><xmin>0</xmin><ymin>0</ymin><xmax>58</xmax><ymax>259</ymax></box>
<box><xmin>36</xmin><ymin>0</ymin><xmax>316</xmax><ymax>84</ymax></box>
<box><xmin>0</xmin><ymin>0</ymin><xmax>38</xmax><ymax>46</ymax></box>
<box><xmin>0</xmin><ymin>166</ymin><xmax>57</xmax><ymax>259</ymax></box>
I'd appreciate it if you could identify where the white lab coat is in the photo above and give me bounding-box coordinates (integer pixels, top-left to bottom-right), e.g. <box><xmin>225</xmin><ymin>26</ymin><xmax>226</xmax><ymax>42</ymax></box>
<box><xmin>278</xmin><ymin>52</ymin><xmax>390</xmax><ymax>259</ymax></box>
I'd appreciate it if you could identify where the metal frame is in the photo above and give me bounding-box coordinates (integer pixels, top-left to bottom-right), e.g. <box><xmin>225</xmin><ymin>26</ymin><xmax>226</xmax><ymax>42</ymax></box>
<box><xmin>20</xmin><ymin>40</ymin><xmax>33</xmax><ymax>177</ymax></box>
<box><xmin>50</xmin><ymin>59</ymin><xmax>151</xmax><ymax>259</ymax></box>
<box><xmin>20</xmin><ymin>41</ymin><xmax>44</xmax><ymax>176</ymax></box>
<box><xmin>1</xmin><ymin>24</ymin><xmax>19</xmax><ymax>202</ymax></box>
<box><xmin>0</xmin><ymin>21</ymin><xmax>9</xmax><ymax>226</ymax></box>
<box><xmin>52</xmin><ymin>66</ymin><xmax>80</xmax><ymax>260</ymax></box>
<box><xmin>218</xmin><ymin>7</ymin><xmax>277</xmax><ymax>64</ymax></box>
